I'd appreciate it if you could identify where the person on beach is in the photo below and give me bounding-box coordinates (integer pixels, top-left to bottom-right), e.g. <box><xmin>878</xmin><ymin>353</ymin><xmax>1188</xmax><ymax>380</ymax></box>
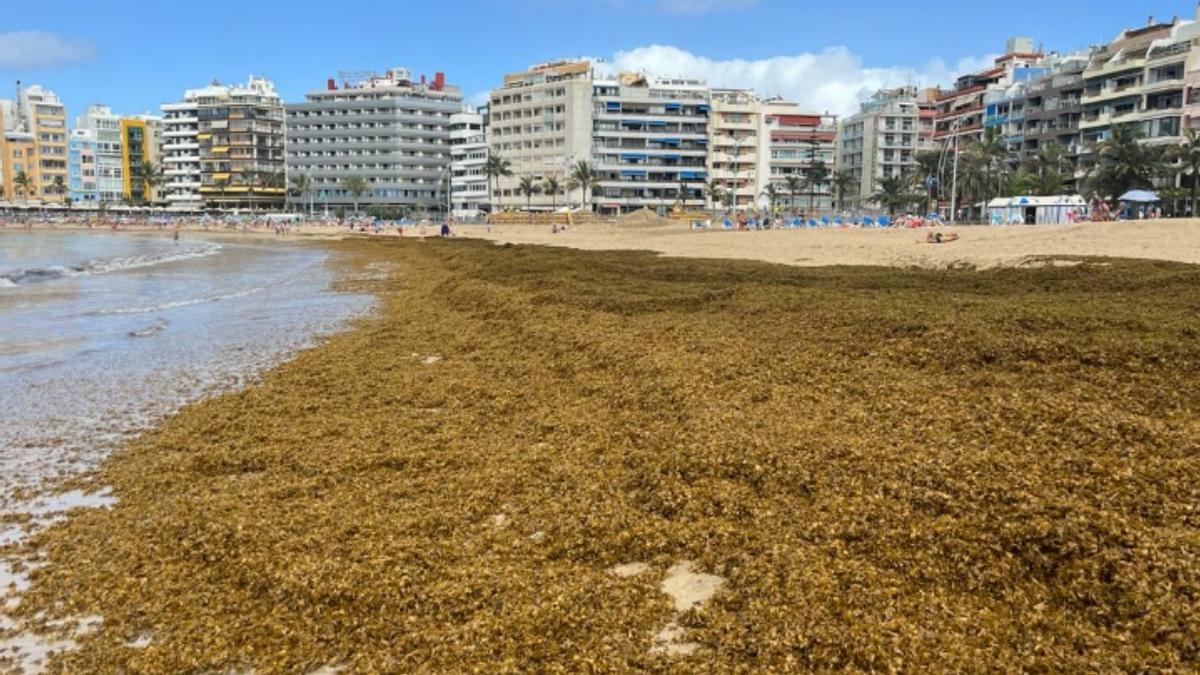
<box><xmin>926</xmin><ymin>231</ymin><xmax>959</xmax><ymax>244</ymax></box>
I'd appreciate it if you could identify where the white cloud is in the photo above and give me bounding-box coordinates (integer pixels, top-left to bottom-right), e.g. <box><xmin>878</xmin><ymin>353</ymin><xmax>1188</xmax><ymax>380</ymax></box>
<box><xmin>0</xmin><ymin>30</ymin><xmax>95</xmax><ymax>69</ymax></box>
<box><xmin>608</xmin><ymin>45</ymin><xmax>998</xmax><ymax>117</ymax></box>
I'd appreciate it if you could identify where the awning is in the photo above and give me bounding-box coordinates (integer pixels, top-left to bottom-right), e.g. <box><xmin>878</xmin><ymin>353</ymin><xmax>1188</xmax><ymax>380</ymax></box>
<box><xmin>620</xmin><ymin>153</ymin><xmax>648</xmax><ymax>161</ymax></box>
<box><xmin>620</xmin><ymin>169</ymin><xmax>647</xmax><ymax>177</ymax></box>
<box><xmin>605</xmin><ymin>101</ymin><xmax>621</xmax><ymax>111</ymax></box>
<box><xmin>661</xmin><ymin>138</ymin><xmax>681</xmax><ymax>145</ymax></box>
<box><xmin>664</xmin><ymin>102</ymin><xmax>682</xmax><ymax>110</ymax></box>
<box><xmin>679</xmin><ymin>171</ymin><xmax>706</xmax><ymax>179</ymax></box>
<box><xmin>648</xmin><ymin>120</ymin><xmax>667</xmax><ymax>126</ymax></box>
<box><xmin>1119</xmin><ymin>190</ymin><xmax>1160</xmax><ymax>203</ymax></box>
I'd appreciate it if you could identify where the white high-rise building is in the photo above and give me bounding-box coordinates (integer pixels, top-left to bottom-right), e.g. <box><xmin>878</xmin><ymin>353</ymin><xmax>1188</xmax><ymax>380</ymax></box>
<box><xmin>161</xmin><ymin>98</ymin><xmax>202</xmax><ymax>210</ymax></box>
<box><xmin>591</xmin><ymin>73</ymin><xmax>710</xmax><ymax>215</ymax></box>
<box><xmin>450</xmin><ymin>106</ymin><xmax>489</xmax><ymax>218</ymax></box>
<box><xmin>75</xmin><ymin>105</ymin><xmax>124</xmax><ymax>203</ymax></box>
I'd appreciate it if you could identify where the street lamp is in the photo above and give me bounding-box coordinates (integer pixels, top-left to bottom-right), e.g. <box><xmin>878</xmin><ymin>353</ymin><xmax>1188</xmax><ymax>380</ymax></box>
<box><xmin>944</xmin><ymin>116</ymin><xmax>967</xmax><ymax>225</ymax></box>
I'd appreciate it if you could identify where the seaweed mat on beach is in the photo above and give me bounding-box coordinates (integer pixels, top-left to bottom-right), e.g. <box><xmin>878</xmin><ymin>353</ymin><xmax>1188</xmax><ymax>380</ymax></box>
<box><xmin>5</xmin><ymin>241</ymin><xmax>1200</xmax><ymax>672</ymax></box>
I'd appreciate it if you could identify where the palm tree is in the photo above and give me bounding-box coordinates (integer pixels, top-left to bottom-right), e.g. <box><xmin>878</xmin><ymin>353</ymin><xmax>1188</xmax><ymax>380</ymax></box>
<box><xmin>14</xmin><ymin>170</ymin><xmax>33</xmax><ymax>204</ymax></box>
<box><xmin>1089</xmin><ymin>123</ymin><xmax>1163</xmax><ymax>201</ymax></box>
<box><xmin>517</xmin><ymin>175</ymin><xmax>541</xmax><ymax>210</ymax></box>
<box><xmin>676</xmin><ymin>178</ymin><xmax>694</xmax><ymax>208</ymax></box>
<box><xmin>704</xmin><ymin>179</ymin><xmax>724</xmax><ymax>210</ymax></box>
<box><xmin>214</xmin><ymin>176</ymin><xmax>230</xmax><ymax>210</ymax></box>
<box><xmin>290</xmin><ymin>173</ymin><xmax>313</xmax><ymax>216</ymax></box>
<box><xmin>831</xmin><ymin>169</ymin><xmax>855</xmax><ymax>214</ymax></box>
<box><xmin>1006</xmin><ymin>168</ymin><xmax>1039</xmax><ymax>197</ymax></box>
<box><xmin>484</xmin><ymin>153</ymin><xmax>512</xmax><ymax>213</ymax></box>
<box><xmin>1022</xmin><ymin>142</ymin><xmax>1068</xmax><ymax>196</ymax></box>
<box><xmin>761</xmin><ymin>182</ymin><xmax>780</xmax><ymax>214</ymax></box>
<box><xmin>783</xmin><ymin>174</ymin><xmax>804</xmax><ymax>213</ymax></box>
<box><xmin>52</xmin><ymin>175</ymin><xmax>66</xmax><ymax>201</ymax></box>
<box><xmin>141</xmin><ymin>161</ymin><xmax>163</xmax><ymax>205</ymax></box>
<box><xmin>969</xmin><ymin>126</ymin><xmax>1010</xmax><ymax>203</ymax></box>
<box><xmin>1166</xmin><ymin>128</ymin><xmax>1200</xmax><ymax>216</ymax></box>
<box><xmin>542</xmin><ymin>176</ymin><xmax>561</xmax><ymax>209</ymax></box>
<box><xmin>342</xmin><ymin>175</ymin><xmax>370</xmax><ymax>215</ymax></box>
<box><xmin>566</xmin><ymin>160</ymin><xmax>601</xmax><ymax>212</ymax></box>
<box><xmin>806</xmin><ymin>160</ymin><xmax>830</xmax><ymax>214</ymax></box>
<box><xmin>872</xmin><ymin>172</ymin><xmax>920</xmax><ymax>216</ymax></box>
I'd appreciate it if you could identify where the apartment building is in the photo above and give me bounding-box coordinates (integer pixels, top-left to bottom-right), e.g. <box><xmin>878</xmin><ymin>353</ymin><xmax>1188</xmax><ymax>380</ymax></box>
<box><xmin>935</xmin><ymin>38</ymin><xmax>1046</xmax><ymax>146</ymax></box>
<box><xmin>161</xmin><ymin>97</ymin><xmax>202</xmax><ymax>210</ymax></box>
<box><xmin>121</xmin><ymin>115</ymin><xmax>163</xmax><ymax>204</ymax></box>
<box><xmin>1022</xmin><ymin>57</ymin><xmax>1087</xmax><ymax>155</ymax></box>
<box><xmin>763</xmin><ymin>102</ymin><xmax>837</xmax><ymax>213</ymax></box>
<box><xmin>488</xmin><ymin>60</ymin><xmax>594</xmax><ymax>210</ymax></box>
<box><xmin>68</xmin><ymin>128</ymin><xmax>98</xmax><ymax>204</ymax></box>
<box><xmin>73</xmin><ymin>105</ymin><xmax>124</xmax><ymax>203</ymax></box>
<box><xmin>287</xmin><ymin>67</ymin><xmax>462</xmax><ymax>212</ymax></box>
<box><xmin>449</xmin><ymin>106</ymin><xmax>488</xmax><ymax>218</ymax></box>
<box><xmin>838</xmin><ymin>86</ymin><xmax>926</xmax><ymax>210</ymax></box>
<box><xmin>708</xmin><ymin>89</ymin><xmax>761</xmax><ymax>209</ymax></box>
<box><xmin>0</xmin><ymin>83</ymin><xmax>68</xmax><ymax>203</ymax></box>
<box><xmin>188</xmin><ymin>76</ymin><xmax>286</xmax><ymax>210</ymax></box>
<box><xmin>591</xmin><ymin>72</ymin><xmax>709</xmax><ymax>215</ymax></box>
<box><xmin>1077</xmin><ymin>16</ymin><xmax>1200</xmax><ymax>175</ymax></box>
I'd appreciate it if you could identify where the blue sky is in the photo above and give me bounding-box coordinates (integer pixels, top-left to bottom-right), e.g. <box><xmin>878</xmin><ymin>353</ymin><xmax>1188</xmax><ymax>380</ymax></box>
<box><xmin>0</xmin><ymin>0</ymin><xmax>1194</xmax><ymax>118</ymax></box>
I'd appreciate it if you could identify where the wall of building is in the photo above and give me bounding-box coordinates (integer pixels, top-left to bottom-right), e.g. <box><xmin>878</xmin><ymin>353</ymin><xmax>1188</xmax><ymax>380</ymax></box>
<box><xmin>287</xmin><ymin>68</ymin><xmax>463</xmax><ymax>212</ymax></box>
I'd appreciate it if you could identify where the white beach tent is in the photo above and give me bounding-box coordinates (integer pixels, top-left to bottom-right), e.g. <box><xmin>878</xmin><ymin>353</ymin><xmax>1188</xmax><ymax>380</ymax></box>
<box><xmin>987</xmin><ymin>195</ymin><xmax>1087</xmax><ymax>225</ymax></box>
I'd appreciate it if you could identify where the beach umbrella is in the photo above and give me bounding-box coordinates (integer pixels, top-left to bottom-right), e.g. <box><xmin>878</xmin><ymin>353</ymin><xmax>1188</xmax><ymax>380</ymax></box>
<box><xmin>1119</xmin><ymin>190</ymin><xmax>1160</xmax><ymax>203</ymax></box>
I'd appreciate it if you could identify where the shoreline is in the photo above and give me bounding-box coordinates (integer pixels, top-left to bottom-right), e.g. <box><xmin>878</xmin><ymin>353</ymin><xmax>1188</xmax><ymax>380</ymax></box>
<box><xmin>0</xmin><ymin>234</ymin><xmax>377</xmax><ymax>672</ymax></box>
<box><xmin>3</xmin><ymin>237</ymin><xmax>1198</xmax><ymax>672</ymax></box>
<box><xmin>7</xmin><ymin>216</ymin><xmax>1200</xmax><ymax>271</ymax></box>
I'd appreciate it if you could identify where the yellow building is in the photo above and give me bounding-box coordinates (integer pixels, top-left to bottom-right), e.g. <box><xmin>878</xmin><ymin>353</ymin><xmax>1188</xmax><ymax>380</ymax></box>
<box><xmin>0</xmin><ymin>83</ymin><xmax>68</xmax><ymax>203</ymax></box>
<box><xmin>120</xmin><ymin>116</ymin><xmax>163</xmax><ymax>204</ymax></box>
<box><xmin>0</xmin><ymin>103</ymin><xmax>35</xmax><ymax>202</ymax></box>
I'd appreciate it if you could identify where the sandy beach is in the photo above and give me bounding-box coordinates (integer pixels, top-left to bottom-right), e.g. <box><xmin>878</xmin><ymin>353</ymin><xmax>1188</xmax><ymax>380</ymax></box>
<box><xmin>8</xmin><ymin>216</ymin><xmax>1200</xmax><ymax>271</ymax></box>
<box><xmin>459</xmin><ymin>218</ymin><xmax>1200</xmax><ymax>269</ymax></box>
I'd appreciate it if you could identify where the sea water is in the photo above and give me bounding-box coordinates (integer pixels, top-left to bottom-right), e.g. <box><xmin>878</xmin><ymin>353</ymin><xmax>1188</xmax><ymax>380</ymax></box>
<box><xmin>0</xmin><ymin>230</ymin><xmax>372</xmax><ymax>506</ymax></box>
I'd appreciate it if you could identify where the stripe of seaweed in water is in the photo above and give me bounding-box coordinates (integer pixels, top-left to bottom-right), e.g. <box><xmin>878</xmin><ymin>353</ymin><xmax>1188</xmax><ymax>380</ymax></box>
<box><xmin>6</xmin><ymin>238</ymin><xmax>1200</xmax><ymax>673</ymax></box>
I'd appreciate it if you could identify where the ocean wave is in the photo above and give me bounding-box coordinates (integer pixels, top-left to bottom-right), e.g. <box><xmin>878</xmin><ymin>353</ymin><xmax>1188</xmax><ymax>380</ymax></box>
<box><xmin>90</xmin><ymin>286</ymin><xmax>268</xmax><ymax>316</ymax></box>
<box><xmin>128</xmin><ymin>319</ymin><xmax>168</xmax><ymax>338</ymax></box>
<box><xmin>0</xmin><ymin>243</ymin><xmax>223</xmax><ymax>286</ymax></box>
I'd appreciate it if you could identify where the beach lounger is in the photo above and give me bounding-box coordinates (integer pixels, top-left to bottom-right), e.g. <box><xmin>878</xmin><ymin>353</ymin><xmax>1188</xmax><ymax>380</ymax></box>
<box><xmin>878</xmin><ymin>216</ymin><xmax>892</xmax><ymax>227</ymax></box>
<box><xmin>723</xmin><ymin>219</ymin><xmax>734</xmax><ymax>229</ymax></box>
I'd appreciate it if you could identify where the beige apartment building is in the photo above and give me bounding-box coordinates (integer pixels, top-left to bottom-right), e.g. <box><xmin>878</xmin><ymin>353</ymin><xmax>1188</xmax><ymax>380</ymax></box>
<box><xmin>838</xmin><ymin>86</ymin><xmax>930</xmax><ymax>210</ymax></box>
<box><xmin>488</xmin><ymin>60</ymin><xmax>593</xmax><ymax>210</ymax></box>
<box><xmin>707</xmin><ymin>89</ymin><xmax>761</xmax><ymax>209</ymax></box>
